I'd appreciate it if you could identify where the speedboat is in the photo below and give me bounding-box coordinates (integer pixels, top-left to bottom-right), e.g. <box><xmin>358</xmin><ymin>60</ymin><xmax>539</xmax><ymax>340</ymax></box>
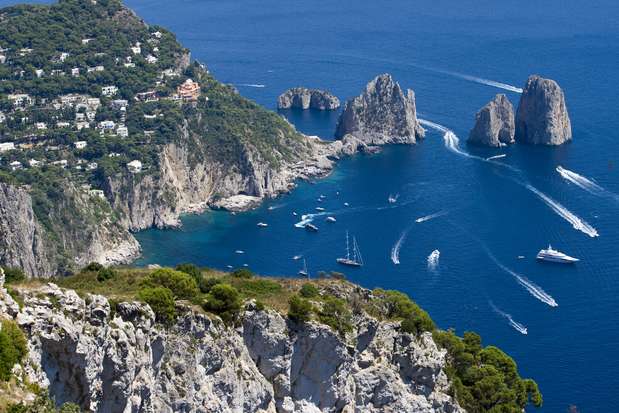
<box><xmin>315</xmin><ymin>207</ymin><xmax>325</xmax><ymax>212</ymax></box>
<box><xmin>305</xmin><ymin>223</ymin><xmax>318</xmax><ymax>232</ymax></box>
<box><xmin>343</xmin><ymin>202</ymin><xmax>349</xmax><ymax>207</ymax></box>
<box><xmin>326</xmin><ymin>216</ymin><xmax>336</xmax><ymax>223</ymax></box>
<box><xmin>536</xmin><ymin>245</ymin><xmax>579</xmax><ymax>264</ymax></box>
<box><xmin>235</xmin><ymin>250</ymin><xmax>245</xmax><ymax>254</ymax></box>
<box><xmin>257</xmin><ymin>222</ymin><xmax>268</xmax><ymax>227</ymax></box>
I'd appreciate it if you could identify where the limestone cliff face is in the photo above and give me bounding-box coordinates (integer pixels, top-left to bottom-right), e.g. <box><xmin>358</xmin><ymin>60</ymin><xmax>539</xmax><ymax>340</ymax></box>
<box><xmin>0</xmin><ymin>279</ymin><xmax>463</xmax><ymax>413</ymax></box>
<box><xmin>0</xmin><ymin>182</ymin><xmax>139</xmax><ymax>277</ymax></box>
<box><xmin>277</xmin><ymin>88</ymin><xmax>340</xmax><ymax>110</ymax></box>
<box><xmin>468</xmin><ymin>94</ymin><xmax>515</xmax><ymax>147</ymax></box>
<box><xmin>335</xmin><ymin>74</ymin><xmax>425</xmax><ymax>144</ymax></box>
<box><xmin>515</xmin><ymin>75</ymin><xmax>572</xmax><ymax>145</ymax></box>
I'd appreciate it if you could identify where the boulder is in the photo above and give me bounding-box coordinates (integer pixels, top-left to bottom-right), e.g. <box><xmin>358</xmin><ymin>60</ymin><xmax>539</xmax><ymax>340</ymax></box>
<box><xmin>515</xmin><ymin>75</ymin><xmax>572</xmax><ymax>145</ymax></box>
<box><xmin>334</xmin><ymin>74</ymin><xmax>424</xmax><ymax>145</ymax></box>
<box><xmin>277</xmin><ymin>88</ymin><xmax>340</xmax><ymax>110</ymax></box>
<box><xmin>468</xmin><ymin>94</ymin><xmax>515</xmax><ymax>147</ymax></box>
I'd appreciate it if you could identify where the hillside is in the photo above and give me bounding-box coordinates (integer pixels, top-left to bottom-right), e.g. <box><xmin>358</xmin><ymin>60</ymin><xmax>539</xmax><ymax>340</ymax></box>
<box><xmin>0</xmin><ymin>0</ymin><xmax>335</xmax><ymax>276</ymax></box>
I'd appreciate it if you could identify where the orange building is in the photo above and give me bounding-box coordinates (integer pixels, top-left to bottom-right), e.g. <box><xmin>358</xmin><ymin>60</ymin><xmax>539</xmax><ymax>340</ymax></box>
<box><xmin>177</xmin><ymin>79</ymin><xmax>200</xmax><ymax>101</ymax></box>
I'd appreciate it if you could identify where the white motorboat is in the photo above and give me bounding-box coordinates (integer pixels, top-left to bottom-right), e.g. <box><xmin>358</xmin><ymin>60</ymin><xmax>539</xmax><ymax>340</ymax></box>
<box><xmin>536</xmin><ymin>245</ymin><xmax>579</xmax><ymax>264</ymax></box>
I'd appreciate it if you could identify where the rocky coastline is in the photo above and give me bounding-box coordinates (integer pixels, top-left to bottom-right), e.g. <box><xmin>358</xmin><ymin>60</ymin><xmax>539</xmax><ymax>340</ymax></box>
<box><xmin>277</xmin><ymin>88</ymin><xmax>340</xmax><ymax>110</ymax></box>
<box><xmin>467</xmin><ymin>94</ymin><xmax>515</xmax><ymax>147</ymax></box>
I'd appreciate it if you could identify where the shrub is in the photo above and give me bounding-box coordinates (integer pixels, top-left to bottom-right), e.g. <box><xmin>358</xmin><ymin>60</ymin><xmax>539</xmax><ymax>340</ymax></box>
<box><xmin>138</xmin><ymin>287</ymin><xmax>176</xmax><ymax>325</ymax></box>
<box><xmin>203</xmin><ymin>284</ymin><xmax>242</xmax><ymax>324</ymax></box>
<box><xmin>7</xmin><ymin>389</ymin><xmax>81</xmax><ymax>412</ymax></box>
<box><xmin>254</xmin><ymin>300</ymin><xmax>266</xmax><ymax>311</ymax></box>
<box><xmin>96</xmin><ymin>267</ymin><xmax>117</xmax><ymax>282</ymax></box>
<box><xmin>83</xmin><ymin>262</ymin><xmax>104</xmax><ymax>272</ymax></box>
<box><xmin>318</xmin><ymin>296</ymin><xmax>352</xmax><ymax>336</ymax></box>
<box><xmin>237</xmin><ymin>279</ymin><xmax>282</xmax><ymax>297</ymax></box>
<box><xmin>199</xmin><ymin>277</ymin><xmax>221</xmax><ymax>294</ymax></box>
<box><xmin>145</xmin><ymin>268</ymin><xmax>199</xmax><ymax>300</ymax></box>
<box><xmin>2</xmin><ymin>267</ymin><xmax>26</xmax><ymax>284</ymax></box>
<box><xmin>0</xmin><ymin>320</ymin><xmax>28</xmax><ymax>381</ymax></box>
<box><xmin>299</xmin><ymin>283</ymin><xmax>319</xmax><ymax>298</ymax></box>
<box><xmin>377</xmin><ymin>289</ymin><xmax>435</xmax><ymax>334</ymax></box>
<box><xmin>288</xmin><ymin>295</ymin><xmax>313</xmax><ymax>323</ymax></box>
<box><xmin>230</xmin><ymin>268</ymin><xmax>253</xmax><ymax>279</ymax></box>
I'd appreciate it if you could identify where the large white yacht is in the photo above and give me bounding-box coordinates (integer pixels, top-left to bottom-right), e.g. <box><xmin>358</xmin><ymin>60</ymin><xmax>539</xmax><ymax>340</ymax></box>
<box><xmin>536</xmin><ymin>245</ymin><xmax>579</xmax><ymax>264</ymax></box>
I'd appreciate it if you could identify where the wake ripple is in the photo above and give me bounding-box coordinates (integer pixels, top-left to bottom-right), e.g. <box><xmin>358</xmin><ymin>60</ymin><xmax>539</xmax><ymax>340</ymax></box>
<box><xmin>238</xmin><ymin>83</ymin><xmax>266</xmax><ymax>88</ymax></box>
<box><xmin>435</xmin><ymin>69</ymin><xmax>523</xmax><ymax>93</ymax></box>
<box><xmin>525</xmin><ymin>184</ymin><xmax>599</xmax><ymax>238</ymax></box>
<box><xmin>294</xmin><ymin>211</ymin><xmax>329</xmax><ymax>228</ymax></box>
<box><xmin>427</xmin><ymin>250</ymin><xmax>440</xmax><ymax>271</ymax></box>
<box><xmin>493</xmin><ymin>259</ymin><xmax>558</xmax><ymax>307</ymax></box>
<box><xmin>390</xmin><ymin>229</ymin><xmax>410</xmax><ymax>265</ymax></box>
<box><xmin>489</xmin><ymin>301</ymin><xmax>528</xmax><ymax>335</ymax></box>
<box><xmin>556</xmin><ymin>166</ymin><xmax>609</xmax><ymax>197</ymax></box>
<box><xmin>416</xmin><ymin>210</ymin><xmax>448</xmax><ymax>223</ymax></box>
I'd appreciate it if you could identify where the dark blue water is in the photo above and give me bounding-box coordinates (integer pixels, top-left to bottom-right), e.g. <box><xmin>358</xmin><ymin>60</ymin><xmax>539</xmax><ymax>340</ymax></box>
<box><xmin>9</xmin><ymin>0</ymin><xmax>618</xmax><ymax>410</ymax></box>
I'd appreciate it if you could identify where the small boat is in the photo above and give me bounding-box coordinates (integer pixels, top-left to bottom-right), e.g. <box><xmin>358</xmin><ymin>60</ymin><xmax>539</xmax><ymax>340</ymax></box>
<box><xmin>305</xmin><ymin>223</ymin><xmax>318</xmax><ymax>232</ymax></box>
<box><xmin>257</xmin><ymin>222</ymin><xmax>268</xmax><ymax>227</ymax></box>
<box><xmin>226</xmin><ymin>265</ymin><xmax>233</xmax><ymax>269</ymax></box>
<box><xmin>388</xmin><ymin>194</ymin><xmax>399</xmax><ymax>203</ymax></box>
<box><xmin>317</xmin><ymin>198</ymin><xmax>323</xmax><ymax>203</ymax></box>
<box><xmin>319</xmin><ymin>194</ymin><xmax>326</xmax><ymax>199</ymax></box>
<box><xmin>298</xmin><ymin>258</ymin><xmax>308</xmax><ymax>277</ymax></box>
<box><xmin>326</xmin><ymin>216</ymin><xmax>336</xmax><ymax>223</ymax></box>
<box><xmin>517</xmin><ymin>255</ymin><xmax>525</xmax><ymax>259</ymax></box>
<box><xmin>315</xmin><ymin>207</ymin><xmax>325</xmax><ymax>212</ymax></box>
<box><xmin>292</xmin><ymin>255</ymin><xmax>302</xmax><ymax>260</ymax></box>
<box><xmin>235</xmin><ymin>250</ymin><xmax>245</xmax><ymax>254</ymax></box>
<box><xmin>243</xmin><ymin>263</ymin><xmax>249</xmax><ymax>267</ymax></box>
<box><xmin>343</xmin><ymin>202</ymin><xmax>349</xmax><ymax>207</ymax></box>
<box><xmin>536</xmin><ymin>245</ymin><xmax>579</xmax><ymax>264</ymax></box>
<box><xmin>292</xmin><ymin>212</ymin><xmax>298</xmax><ymax>216</ymax></box>
<box><xmin>336</xmin><ymin>231</ymin><xmax>363</xmax><ymax>267</ymax></box>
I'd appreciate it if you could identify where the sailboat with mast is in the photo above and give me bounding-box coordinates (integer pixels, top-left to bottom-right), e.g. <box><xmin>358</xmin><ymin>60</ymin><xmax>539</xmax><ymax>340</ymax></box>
<box><xmin>336</xmin><ymin>231</ymin><xmax>364</xmax><ymax>267</ymax></box>
<box><xmin>298</xmin><ymin>258</ymin><xmax>309</xmax><ymax>277</ymax></box>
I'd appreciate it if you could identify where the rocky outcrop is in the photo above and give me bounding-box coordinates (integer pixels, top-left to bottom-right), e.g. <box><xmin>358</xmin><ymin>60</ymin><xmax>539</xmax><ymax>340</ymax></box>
<box><xmin>468</xmin><ymin>94</ymin><xmax>515</xmax><ymax>147</ymax></box>
<box><xmin>277</xmin><ymin>88</ymin><xmax>340</xmax><ymax>110</ymax></box>
<box><xmin>0</xmin><ymin>279</ymin><xmax>462</xmax><ymax>413</ymax></box>
<box><xmin>515</xmin><ymin>75</ymin><xmax>572</xmax><ymax>145</ymax></box>
<box><xmin>334</xmin><ymin>74</ymin><xmax>425</xmax><ymax>145</ymax></box>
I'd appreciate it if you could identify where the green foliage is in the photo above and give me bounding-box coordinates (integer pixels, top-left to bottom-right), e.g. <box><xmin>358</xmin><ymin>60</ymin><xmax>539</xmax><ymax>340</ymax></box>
<box><xmin>235</xmin><ymin>278</ymin><xmax>282</xmax><ymax>298</ymax></box>
<box><xmin>2</xmin><ymin>267</ymin><xmax>26</xmax><ymax>284</ymax></box>
<box><xmin>375</xmin><ymin>289</ymin><xmax>435</xmax><ymax>335</ymax></box>
<box><xmin>230</xmin><ymin>268</ymin><xmax>253</xmax><ymax>279</ymax></box>
<box><xmin>299</xmin><ymin>283</ymin><xmax>319</xmax><ymax>298</ymax></box>
<box><xmin>254</xmin><ymin>300</ymin><xmax>265</xmax><ymax>312</ymax></box>
<box><xmin>433</xmin><ymin>329</ymin><xmax>543</xmax><ymax>412</ymax></box>
<box><xmin>0</xmin><ymin>320</ymin><xmax>28</xmax><ymax>381</ymax></box>
<box><xmin>143</xmin><ymin>268</ymin><xmax>199</xmax><ymax>300</ymax></box>
<box><xmin>199</xmin><ymin>277</ymin><xmax>222</xmax><ymax>294</ymax></box>
<box><xmin>318</xmin><ymin>296</ymin><xmax>352</xmax><ymax>336</ymax></box>
<box><xmin>287</xmin><ymin>295</ymin><xmax>313</xmax><ymax>323</ymax></box>
<box><xmin>203</xmin><ymin>283</ymin><xmax>242</xmax><ymax>324</ymax></box>
<box><xmin>7</xmin><ymin>389</ymin><xmax>82</xmax><ymax>412</ymax></box>
<box><xmin>137</xmin><ymin>286</ymin><xmax>176</xmax><ymax>324</ymax></box>
<box><xmin>96</xmin><ymin>267</ymin><xmax>117</xmax><ymax>282</ymax></box>
<box><xmin>83</xmin><ymin>262</ymin><xmax>104</xmax><ymax>272</ymax></box>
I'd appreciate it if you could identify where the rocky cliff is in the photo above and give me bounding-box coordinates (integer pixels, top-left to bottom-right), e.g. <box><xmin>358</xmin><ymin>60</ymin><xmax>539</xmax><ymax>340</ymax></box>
<box><xmin>334</xmin><ymin>74</ymin><xmax>425</xmax><ymax>145</ymax></box>
<box><xmin>277</xmin><ymin>88</ymin><xmax>340</xmax><ymax>110</ymax></box>
<box><xmin>515</xmin><ymin>75</ymin><xmax>572</xmax><ymax>145</ymax></box>
<box><xmin>0</xmin><ymin>277</ymin><xmax>463</xmax><ymax>413</ymax></box>
<box><xmin>468</xmin><ymin>94</ymin><xmax>515</xmax><ymax>147</ymax></box>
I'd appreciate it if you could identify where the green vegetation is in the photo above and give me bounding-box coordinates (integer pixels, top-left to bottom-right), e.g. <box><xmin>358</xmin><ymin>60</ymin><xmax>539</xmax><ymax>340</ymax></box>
<box><xmin>137</xmin><ymin>286</ymin><xmax>175</xmax><ymax>324</ymax></box>
<box><xmin>96</xmin><ymin>267</ymin><xmax>116</xmax><ymax>282</ymax></box>
<box><xmin>374</xmin><ymin>289</ymin><xmax>435</xmax><ymax>334</ymax></box>
<box><xmin>203</xmin><ymin>283</ymin><xmax>242</xmax><ymax>324</ymax></box>
<box><xmin>0</xmin><ymin>320</ymin><xmax>27</xmax><ymax>382</ymax></box>
<box><xmin>287</xmin><ymin>295</ymin><xmax>313</xmax><ymax>323</ymax></box>
<box><xmin>433</xmin><ymin>330</ymin><xmax>542</xmax><ymax>412</ymax></box>
<box><xmin>1</xmin><ymin>268</ymin><xmax>25</xmax><ymax>284</ymax></box>
<box><xmin>142</xmin><ymin>268</ymin><xmax>199</xmax><ymax>300</ymax></box>
<box><xmin>317</xmin><ymin>296</ymin><xmax>353</xmax><ymax>337</ymax></box>
<box><xmin>7</xmin><ymin>390</ymin><xmax>81</xmax><ymax>412</ymax></box>
<box><xmin>299</xmin><ymin>283</ymin><xmax>319</xmax><ymax>298</ymax></box>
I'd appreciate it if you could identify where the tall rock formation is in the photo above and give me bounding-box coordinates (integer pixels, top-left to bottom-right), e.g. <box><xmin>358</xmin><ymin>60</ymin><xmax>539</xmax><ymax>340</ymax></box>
<box><xmin>334</xmin><ymin>74</ymin><xmax>425</xmax><ymax>144</ymax></box>
<box><xmin>277</xmin><ymin>88</ymin><xmax>340</xmax><ymax>110</ymax></box>
<box><xmin>468</xmin><ymin>94</ymin><xmax>515</xmax><ymax>147</ymax></box>
<box><xmin>515</xmin><ymin>75</ymin><xmax>572</xmax><ymax>145</ymax></box>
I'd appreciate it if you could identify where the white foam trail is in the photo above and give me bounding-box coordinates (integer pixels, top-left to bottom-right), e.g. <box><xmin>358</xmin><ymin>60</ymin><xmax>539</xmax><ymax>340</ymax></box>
<box><xmin>486</xmin><ymin>154</ymin><xmax>507</xmax><ymax>161</ymax></box>
<box><xmin>390</xmin><ymin>227</ymin><xmax>412</xmax><ymax>265</ymax></box>
<box><xmin>556</xmin><ymin>166</ymin><xmax>606</xmax><ymax>196</ymax></box>
<box><xmin>416</xmin><ymin>210</ymin><xmax>448</xmax><ymax>223</ymax></box>
<box><xmin>238</xmin><ymin>83</ymin><xmax>266</xmax><ymax>88</ymax></box>
<box><xmin>427</xmin><ymin>250</ymin><xmax>440</xmax><ymax>271</ymax></box>
<box><xmin>294</xmin><ymin>211</ymin><xmax>328</xmax><ymax>228</ymax></box>
<box><xmin>525</xmin><ymin>184</ymin><xmax>599</xmax><ymax>238</ymax></box>
<box><xmin>489</xmin><ymin>301</ymin><xmax>528</xmax><ymax>335</ymax></box>
<box><xmin>492</xmin><ymin>259</ymin><xmax>558</xmax><ymax>307</ymax></box>
<box><xmin>437</xmin><ymin>70</ymin><xmax>523</xmax><ymax>93</ymax></box>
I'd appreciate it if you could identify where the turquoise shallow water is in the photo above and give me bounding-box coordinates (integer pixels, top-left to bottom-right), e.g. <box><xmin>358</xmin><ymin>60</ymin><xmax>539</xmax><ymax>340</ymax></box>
<box><xmin>7</xmin><ymin>0</ymin><xmax>618</xmax><ymax>410</ymax></box>
<box><xmin>126</xmin><ymin>2</ymin><xmax>619</xmax><ymax>411</ymax></box>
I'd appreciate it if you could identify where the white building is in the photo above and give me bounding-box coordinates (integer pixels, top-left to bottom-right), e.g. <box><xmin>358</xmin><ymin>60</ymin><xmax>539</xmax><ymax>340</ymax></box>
<box><xmin>51</xmin><ymin>160</ymin><xmax>68</xmax><ymax>168</ymax></box>
<box><xmin>116</xmin><ymin>125</ymin><xmax>128</xmax><ymax>138</ymax></box>
<box><xmin>111</xmin><ymin>99</ymin><xmax>128</xmax><ymax>109</ymax></box>
<box><xmin>145</xmin><ymin>55</ymin><xmax>158</xmax><ymax>64</ymax></box>
<box><xmin>71</xmin><ymin>67</ymin><xmax>80</xmax><ymax>77</ymax></box>
<box><xmin>35</xmin><ymin>69</ymin><xmax>44</xmax><ymax>78</ymax></box>
<box><xmin>0</xmin><ymin>112</ymin><xmax>5</xmax><ymax>123</ymax></box>
<box><xmin>59</xmin><ymin>52</ymin><xmax>70</xmax><ymax>62</ymax></box>
<box><xmin>0</xmin><ymin>142</ymin><xmax>15</xmax><ymax>152</ymax></box>
<box><xmin>89</xmin><ymin>189</ymin><xmax>105</xmax><ymax>199</ymax></box>
<box><xmin>35</xmin><ymin>122</ymin><xmax>47</xmax><ymax>130</ymax></box>
<box><xmin>127</xmin><ymin>159</ymin><xmax>142</xmax><ymax>173</ymax></box>
<box><xmin>76</xmin><ymin>121</ymin><xmax>90</xmax><ymax>130</ymax></box>
<box><xmin>101</xmin><ymin>85</ymin><xmax>118</xmax><ymax>97</ymax></box>
<box><xmin>81</xmin><ymin>38</ymin><xmax>93</xmax><ymax>45</ymax></box>
<box><xmin>10</xmin><ymin>161</ymin><xmax>22</xmax><ymax>170</ymax></box>
<box><xmin>152</xmin><ymin>31</ymin><xmax>162</xmax><ymax>39</ymax></box>
<box><xmin>98</xmin><ymin>120</ymin><xmax>116</xmax><ymax>131</ymax></box>
<box><xmin>130</xmin><ymin>42</ymin><xmax>141</xmax><ymax>55</ymax></box>
<box><xmin>86</xmin><ymin>162</ymin><xmax>98</xmax><ymax>171</ymax></box>
<box><xmin>8</xmin><ymin>94</ymin><xmax>33</xmax><ymax>108</ymax></box>
<box><xmin>56</xmin><ymin>121</ymin><xmax>70</xmax><ymax>128</ymax></box>
<box><xmin>28</xmin><ymin>159</ymin><xmax>42</xmax><ymax>167</ymax></box>
<box><xmin>74</xmin><ymin>141</ymin><xmax>87</xmax><ymax>149</ymax></box>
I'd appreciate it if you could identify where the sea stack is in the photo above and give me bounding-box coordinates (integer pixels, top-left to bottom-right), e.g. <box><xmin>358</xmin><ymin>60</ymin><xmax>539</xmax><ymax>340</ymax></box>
<box><xmin>277</xmin><ymin>88</ymin><xmax>340</xmax><ymax>110</ymax></box>
<box><xmin>515</xmin><ymin>75</ymin><xmax>572</xmax><ymax>145</ymax></box>
<box><xmin>334</xmin><ymin>73</ymin><xmax>425</xmax><ymax>144</ymax></box>
<box><xmin>468</xmin><ymin>94</ymin><xmax>515</xmax><ymax>147</ymax></box>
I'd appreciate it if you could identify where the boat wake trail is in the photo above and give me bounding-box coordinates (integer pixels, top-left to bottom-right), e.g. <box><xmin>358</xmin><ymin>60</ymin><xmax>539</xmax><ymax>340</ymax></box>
<box><xmin>525</xmin><ymin>184</ymin><xmax>599</xmax><ymax>238</ymax></box>
<box><xmin>486</xmin><ymin>154</ymin><xmax>507</xmax><ymax>161</ymax></box>
<box><xmin>427</xmin><ymin>250</ymin><xmax>440</xmax><ymax>271</ymax></box>
<box><xmin>294</xmin><ymin>211</ymin><xmax>329</xmax><ymax>228</ymax></box>
<box><xmin>436</xmin><ymin>69</ymin><xmax>523</xmax><ymax>93</ymax></box>
<box><xmin>238</xmin><ymin>83</ymin><xmax>266</xmax><ymax>88</ymax></box>
<box><xmin>416</xmin><ymin>210</ymin><xmax>448</xmax><ymax>223</ymax></box>
<box><xmin>556</xmin><ymin>166</ymin><xmax>612</xmax><ymax>199</ymax></box>
<box><xmin>489</xmin><ymin>301</ymin><xmax>528</xmax><ymax>334</ymax></box>
<box><xmin>390</xmin><ymin>225</ymin><xmax>413</xmax><ymax>265</ymax></box>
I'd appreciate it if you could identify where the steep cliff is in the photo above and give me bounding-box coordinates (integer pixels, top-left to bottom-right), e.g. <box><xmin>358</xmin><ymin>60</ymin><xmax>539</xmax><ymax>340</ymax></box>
<box><xmin>468</xmin><ymin>94</ymin><xmax>515</xmax><ymax>147</ymax></box>
<box><xmin>277</xmin><ymin>88</ymin><xmax>340</xmax><ymax>110</ymax></box>
<box><xmin>1</xmin><ymin>279</ymin><xmax>462</xmax><ymax>413</ymax></box>
<box><xmin>515</xmin><ymin>75</ymin><xmax>572</xmax><ymax>145</ymax></box>
<box><xmin>335</xmin><ymin>74</ymin><xmax>425</xmax><ymax>144</ymax></box>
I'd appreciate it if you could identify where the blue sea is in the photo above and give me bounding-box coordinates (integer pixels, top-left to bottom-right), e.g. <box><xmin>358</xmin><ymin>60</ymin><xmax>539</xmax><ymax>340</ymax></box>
<box><xmin>8</xmin><ymin>0</ymin><xmax>619</xmax><ymax>410</ymax></box>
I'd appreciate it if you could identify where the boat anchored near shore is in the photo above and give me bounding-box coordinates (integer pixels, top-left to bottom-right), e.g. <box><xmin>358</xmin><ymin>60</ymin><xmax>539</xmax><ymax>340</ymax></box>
<box><xmin>336</xmin><ymin>231</ymin><xmax>364</xmax><ymax>267</ymax></box>
<box><xmin>536</xmin><ymin>245</ymin><xmax>579</xmax><ymax>264</ymax></box>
